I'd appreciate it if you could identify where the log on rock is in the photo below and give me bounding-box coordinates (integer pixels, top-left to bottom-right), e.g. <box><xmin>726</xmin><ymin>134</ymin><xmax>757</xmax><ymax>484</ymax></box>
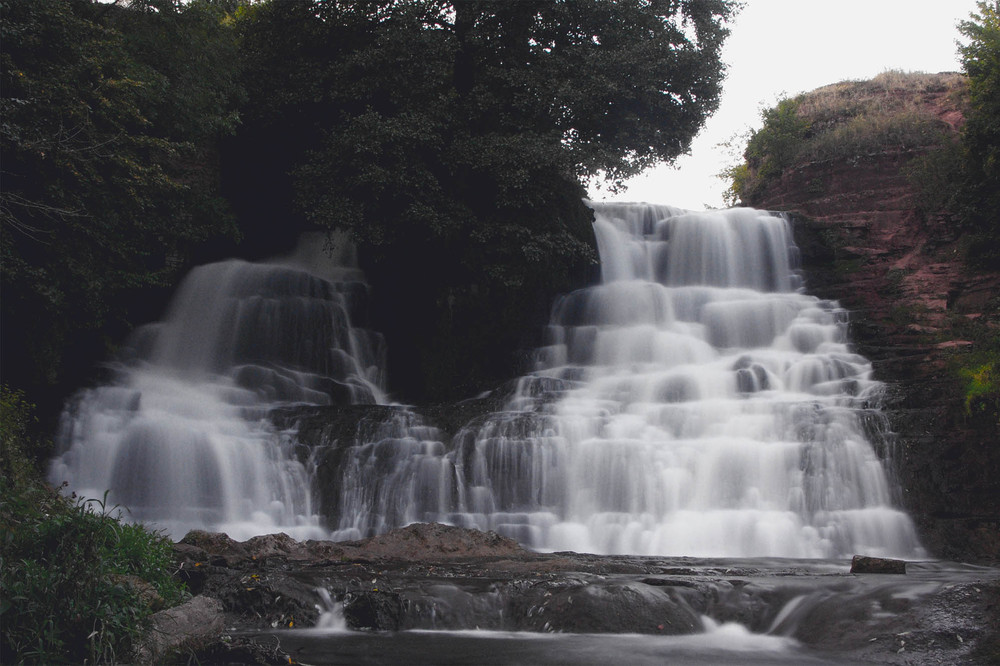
<box><xmin>850</xmin><ymin>555</ymin><xmax>906</xmax><ymax>574</ymax></box>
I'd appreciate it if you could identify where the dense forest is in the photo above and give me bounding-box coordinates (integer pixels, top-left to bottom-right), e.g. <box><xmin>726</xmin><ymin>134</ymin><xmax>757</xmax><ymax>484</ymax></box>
<box><xmin>2</xmin><ymin>0</ymin><xmax>738</xmax><ymax>416</ymax></box>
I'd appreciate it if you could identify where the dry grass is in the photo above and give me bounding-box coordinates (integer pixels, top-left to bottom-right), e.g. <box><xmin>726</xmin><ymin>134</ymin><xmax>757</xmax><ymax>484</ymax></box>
<box><xmin>794</xmin><ymin>70</ymin><xmax>965</xmax><ymax>161</ymax></box>
<box><xmin>729</xmin><ymin>70</ymin><xmax>969</xmax><ymax>205</ymax></box>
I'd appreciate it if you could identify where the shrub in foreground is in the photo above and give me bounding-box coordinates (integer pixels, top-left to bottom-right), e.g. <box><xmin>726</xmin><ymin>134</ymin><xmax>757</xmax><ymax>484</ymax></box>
<box><xmin>1</xmin><ymin>386</ymin><xmax>187</xmax><ymax>664</ymax></box>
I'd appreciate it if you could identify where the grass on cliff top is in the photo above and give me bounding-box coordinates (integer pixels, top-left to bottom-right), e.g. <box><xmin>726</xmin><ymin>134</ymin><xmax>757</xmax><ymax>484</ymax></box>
<box><xmin>0</xmin><ymin>386</ymin><xmax>188</xmax><ymax>665</ymax></box>
<box><xmin>726</xmin><ymin>70</ymin><xmax>966</xmax><ymax>205</ymax></box>
<box><xmin>796</xmin><ymin>71</ymin><xmax>966</xmax><ymax>162</ymax></box>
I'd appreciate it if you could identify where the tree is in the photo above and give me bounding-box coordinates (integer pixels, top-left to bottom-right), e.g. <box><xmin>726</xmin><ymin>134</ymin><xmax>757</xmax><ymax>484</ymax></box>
<box><xmin>230</xmin><ymin>0</ymin><xmax>738</xmax><ymax>400</ymax></box>
<box><xmin>0</xmin><ymin>0</ymin><xmax>243</xmax><ymax>412</ymax></box>
<box><xmin>958</xmin><ymin>0</ymin><xmax>1000</xmax><ymax>266</ymax></box>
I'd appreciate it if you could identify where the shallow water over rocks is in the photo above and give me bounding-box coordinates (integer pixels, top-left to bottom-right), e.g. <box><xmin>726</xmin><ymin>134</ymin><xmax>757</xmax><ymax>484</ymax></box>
<box><xmin>174</xmin><ymin>524</ymin><xmax>999</xmax><ymax>665</ymax></box>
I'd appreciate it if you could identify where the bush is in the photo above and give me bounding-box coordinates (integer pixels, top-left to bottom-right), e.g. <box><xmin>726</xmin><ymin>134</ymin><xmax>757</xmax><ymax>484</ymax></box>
<box><xmin>0</xmin><ymin>387</ymin><xmax>45</xmax><ymax>492</ymax></box>
<box><xmin>960</xmin><ymin>358</ymin><xmax>1000</xmax><ymax>422</ymax></box>
<box><xmin>0</xmin><ymin>390</ymin><xmax>186</xmax><ymax>664</ymax></box>
<box><xmin>726</xmin><ymin>71</ymin><xmax>965</xmax><ymax>205</ymax></box>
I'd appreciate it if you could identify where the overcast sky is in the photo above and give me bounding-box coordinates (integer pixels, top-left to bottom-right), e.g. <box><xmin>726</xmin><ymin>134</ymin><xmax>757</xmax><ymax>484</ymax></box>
<box><xmin>590</xmin><ymin>0</ymin><xmax>981</xmax><ymax>210</ymax></box>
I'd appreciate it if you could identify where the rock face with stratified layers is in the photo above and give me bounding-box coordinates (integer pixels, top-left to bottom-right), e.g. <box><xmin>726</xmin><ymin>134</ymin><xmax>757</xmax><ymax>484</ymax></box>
<box><xmin>743</xmin><ymin>73</ymin><xmax>1000</xmax><ymax>562</ymax></box>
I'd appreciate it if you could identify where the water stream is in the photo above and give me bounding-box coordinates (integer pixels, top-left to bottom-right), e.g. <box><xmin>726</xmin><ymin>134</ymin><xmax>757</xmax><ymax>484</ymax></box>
<box><xmin>259</xmin><ymin>557</ymin><xmax>997</xmax><ymax>665</ymax></box>
<box><xmin>320</xmin><ymin>202</ymin><xmax>924</xmax><ymax>559</ymax></box>
<box><xmin>50</xmin><ymin>235</ymin><xmax>386</xmax><ymax>540</ymax></box>
<box><xmin>47</xmin><ymin>201</ymin><xmax>980</xmax><ymax>660</ymax></box>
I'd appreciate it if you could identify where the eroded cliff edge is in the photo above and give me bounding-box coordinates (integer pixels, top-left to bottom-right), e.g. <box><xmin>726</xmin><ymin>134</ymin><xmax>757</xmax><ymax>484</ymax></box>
<box><xmin>741</xmin><ymin>73</ymin><xmax>999</xmax><ymax>562</ymax></box>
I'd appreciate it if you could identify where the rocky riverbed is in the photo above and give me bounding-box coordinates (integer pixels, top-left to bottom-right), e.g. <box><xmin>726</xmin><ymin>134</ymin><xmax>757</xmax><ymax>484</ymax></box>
<box><xmin>139</xmin><ymin>523</ymin><xmax>999</xmax><ymax>665</ymax></box>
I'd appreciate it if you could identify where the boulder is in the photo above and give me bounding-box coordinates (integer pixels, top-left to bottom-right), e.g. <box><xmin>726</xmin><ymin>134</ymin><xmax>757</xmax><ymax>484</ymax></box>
<box><xmin>133</xmin><ymin>595</ymin><xmax>225</xmax><ymax>663</ymax></box>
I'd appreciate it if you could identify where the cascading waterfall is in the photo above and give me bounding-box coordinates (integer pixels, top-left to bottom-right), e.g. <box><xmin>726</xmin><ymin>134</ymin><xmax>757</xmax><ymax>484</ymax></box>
<box><xmin>310</xmin><ymin>202</ymin><xmax>922</xmax><ymax>559</ymax></box>
<box><xmin>49</xmin><ymin>234</ymin><xmax>386</xmax><ymax>540</ymax></box>
<box><xmin>445</xmin><ymin>202</ymin><xmax>923</xmax><ymax>557</ymax></box>
<box><xmin>50</xmin><ymin>202</ymin><xmax>923</xmax><ymax>560</ymax></box>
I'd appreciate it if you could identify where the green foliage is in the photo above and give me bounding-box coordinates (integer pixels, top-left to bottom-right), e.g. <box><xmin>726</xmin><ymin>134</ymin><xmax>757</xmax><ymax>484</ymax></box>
<box><xmin>0</xmin><ymin>0</ymin><xmax>243</xmax><ymax>398</ymax></box>
<box><xmin>749</xmin><ymin>98</ymin><xmax>811</xmax><ymax>176</ymax></box>
<box><xmin>230</xmin><ymin>0</ymin><xmax>738</xmax><ymax>399</ymax></box>
<box><xmin>958</xmin><ymin>1</ymin><xmax>1000</xmax><ymax>267</ymax></box>
<box><xmin>904</xmin><ymin>2</ymin><xmax>1000</xmax><ymax>268</ymax></box>
<box><xmin>725</xmin><ymin>71</ymin><xmax>963</xmax><ymax>206</ymax></box>
<box><xmin>960</xmin><ymin>360</ymin><xmax>999</xmax><ymax>420</ymax></box>
<box><xmin>1</xmin><ymin>490</ymin><xmax>187</xmax><ymax>664</ymax></box>
<box><xmin>0</xmin><ymin>386</ymin><xmax>44</xmax><ymax>491</ymax></box>
<box><xmin>1</xmin><ymin>392</ymin><xmax>187</xmax><ymax>664</ymax></box>
<box><xmin>237</xmin><ymin>0</ymin><xmax>736</xmax><ymax>259</ymax></box>
<box><xmin>904</xmin><ymin>134</ymin><xmax>968</xmax><ymax>216</ymax></box>
<box><xmin>729</xmin><ymin>97</ymin><xmax>810</xmax><ymax>202</ymax></box>
<box><xmin>804</xmin><ymin>108</ymin><xmax>943</xmax><ymax>161</ymax></box>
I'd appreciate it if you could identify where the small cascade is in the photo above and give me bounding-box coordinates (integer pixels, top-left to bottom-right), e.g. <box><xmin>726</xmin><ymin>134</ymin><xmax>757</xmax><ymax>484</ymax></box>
<box><xmin>446</xmin><ymin>202</ymin><xmax>923</xmax><ymax>558</ymax></box>
<box><xmin>49</xmin><ymin>234</ymin><xmax>386</xmax><ymax>540</ymax></box>
<box><xmin>329</xmin><ymin>409</ymin><xmax>455</xmax><ymax>542</ymax></box>
<box><xmin>313</xmin><ymin>588</ymin><xmax>349</xmax><ymax>632</ymax></box>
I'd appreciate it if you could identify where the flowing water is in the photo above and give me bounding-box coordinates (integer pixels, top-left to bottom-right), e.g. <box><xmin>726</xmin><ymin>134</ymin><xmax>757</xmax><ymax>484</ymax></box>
<box><xmin>321</xmin><ymin>202</ymin><xmax>924</xmax><ymax>559</ymax></box>
<box><xmin>52</xmin><ymin>203</ymin><xmax>922</xmax><ymax>556</ymax></box>
<box><xmin>50</xmin><ymin>235</ymin><xmax>386</xmax><ymax>540</ymax></box>
<box><xmin>257</xmin><ymin>557</ymin><xmax>997</xmax><ymax>665</ymax></box>
<box><xmin>48</xmin><ymin>202</ymin><xmax>982</xmax><ymax>660</ymax></box>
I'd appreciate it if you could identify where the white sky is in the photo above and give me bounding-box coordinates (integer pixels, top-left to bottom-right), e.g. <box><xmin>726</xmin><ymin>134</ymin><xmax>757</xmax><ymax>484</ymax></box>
<box><xmin>590</xmin><ymin>0</ymin><xmax>981</xmax><ymax>210</ymax></box>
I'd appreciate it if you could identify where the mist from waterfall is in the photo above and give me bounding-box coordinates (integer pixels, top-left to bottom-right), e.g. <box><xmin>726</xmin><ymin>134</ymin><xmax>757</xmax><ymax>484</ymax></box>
<box><xmin>49</xmin><ymin>234</ymin><xmax>386</xmax><ymax>540</ymax></box>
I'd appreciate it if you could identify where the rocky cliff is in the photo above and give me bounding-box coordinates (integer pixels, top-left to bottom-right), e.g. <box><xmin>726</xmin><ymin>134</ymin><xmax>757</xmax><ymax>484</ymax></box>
<box><xmin>742</xmin><ymin>72</ymin><xmax>1000</xmax><ymax>562</ymax></box>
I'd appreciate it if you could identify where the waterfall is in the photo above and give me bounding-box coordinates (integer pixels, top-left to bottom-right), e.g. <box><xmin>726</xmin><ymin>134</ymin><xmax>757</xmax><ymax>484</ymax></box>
<box><xmin>445</xmin><ymin>202</ymin><xmax>923</xmax><ymax>558</ymax></box>
<box><xmin>49</xmin><ymin>203</ymin><xmax>923</xmax><ymax>559</ymax></box>
<box><xmin>305</xmin><ymin>202</ymin><xmax>922</xmax><ymax>558</ymax></box>
<box><xmin>49</xmin><ymin>234</ymin><xmax>386</xmax><ymax>540</ymax></box>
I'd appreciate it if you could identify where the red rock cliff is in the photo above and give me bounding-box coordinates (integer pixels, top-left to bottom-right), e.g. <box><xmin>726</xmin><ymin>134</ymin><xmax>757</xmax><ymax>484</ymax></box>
<box><xmin>744</xmin><ymin>72</ymin><xmax>1000</xmax><ymax>562</ymax></box>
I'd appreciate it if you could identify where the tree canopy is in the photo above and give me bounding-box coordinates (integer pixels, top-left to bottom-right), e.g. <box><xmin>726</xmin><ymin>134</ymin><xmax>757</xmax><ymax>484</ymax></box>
<box><xmin>229</xmin><ymin>0</ymin><xmax>738</xmax><ymax>398</ymax></box>
<box><xmin>2</xmin><ymin>0</ymin><xmax>738</xmax><ymax>407</ymax></box>
<box><xmin>1</xmin><ymin>0</ymin><xmax>243</xmax><ymax>407</ymax></box>
<box><xmin>958</xmin><ymin>0</ymin><xmax>1000</xmax><ymax>265</ymax></box>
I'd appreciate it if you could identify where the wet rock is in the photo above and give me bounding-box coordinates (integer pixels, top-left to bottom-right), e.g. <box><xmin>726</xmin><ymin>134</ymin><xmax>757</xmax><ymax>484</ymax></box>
<box><xmin>162</xmin><ymin>526</ymin><xmax>998</xmax><ymax>665</ymax></box>
<box><xmin>206</xmin><ymin>567</ymin><xmax>320</xmax><ymax>630</ymax></box>
<box><xmin>185</xmin><ymin>635</ymin><xmax>292</xmax><ymax>666</ymax></box>
<box><xmin>336</xmin><ymin>522</ymin><xmax>527</xmax><ymax>561</ymax></box>
<box><xmin>133</xmin><ymin>595</ymin><xmax>225</xmax><ymax>663</ymax></box>
<box><xmin>244</xmin><ymin>532</ymin><xmax>309</xmax><ymax>561</ymax></box>
<box><xmin>173</xmin><ymin>543</ymin><xmax>212</xmax><ymax>594</ymax></box>
<box><xmin>343</xmin><ymin>590</ymin><xmax>405</xmax><ymax>630</ymax></box>
<box><xmin>179</xmin><ymin>530</ymin><xmax>251</xmax><ymax>567</ymax></box>
<box><xmin>510</xmin><ymin>580</ymin><xmax>703</xmax><ymax>634</ymax></box>
<box><xmin>851</xmin><ymin>555</ymin><xmax>907</xmax><ymax>574</ymax></box>
<box><xmin>109</xmin><ymin>573</ymin><xmax>165</xmax><ymax>612</ymax></box>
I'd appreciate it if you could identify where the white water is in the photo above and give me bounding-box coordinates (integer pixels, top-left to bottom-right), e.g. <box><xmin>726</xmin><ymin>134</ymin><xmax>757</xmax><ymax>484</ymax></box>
<box><xmin>49</xmin><ymin>235</ymin><xmax>386</xmax><ymax>540</ymax></box>
<box><xmin>443</xmin><ymin>202</ymin><xmax>923</xmax><ymax>558</ymax></box>
<box><xmin>313</xmin><ymin>588</ymin><xmax>349</xmax><ymax>632</ymax></box>
<box><xmin>50</xmin><ymin>203</ymin><xmax>923</xmax><ymax>559</ymax></box>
